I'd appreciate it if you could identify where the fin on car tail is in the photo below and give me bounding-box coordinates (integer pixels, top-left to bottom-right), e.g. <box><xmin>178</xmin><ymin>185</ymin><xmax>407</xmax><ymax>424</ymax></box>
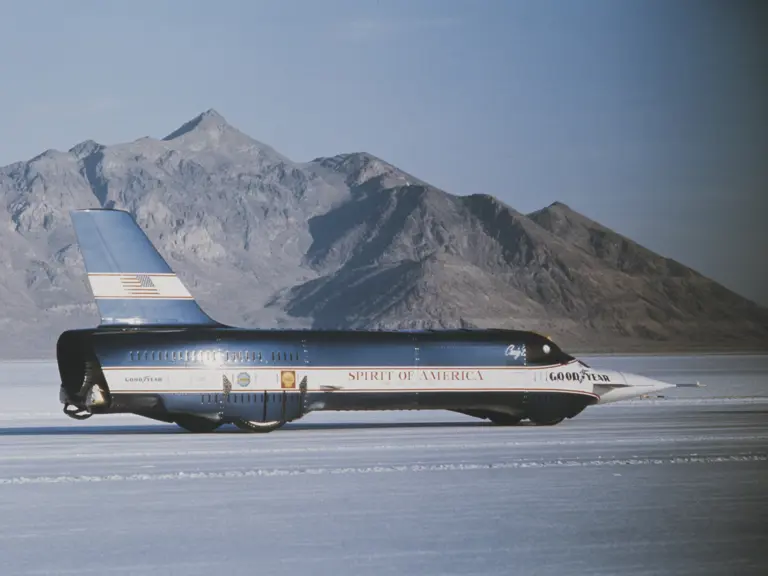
<box><xmin>70</xmin><ymin>209</ymin><xmax>219</xmax><ymax>327</ymax></box>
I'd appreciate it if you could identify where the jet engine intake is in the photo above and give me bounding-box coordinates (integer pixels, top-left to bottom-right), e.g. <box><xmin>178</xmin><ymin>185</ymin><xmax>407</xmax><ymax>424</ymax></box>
<box><xmin>56</xmin><ymin>329</ymin><xmax>111</xmax><ymax>418</ymax></box>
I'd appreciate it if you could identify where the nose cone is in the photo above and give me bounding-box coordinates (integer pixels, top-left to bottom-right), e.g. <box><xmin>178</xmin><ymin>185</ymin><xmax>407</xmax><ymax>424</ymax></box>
<box><xmin>595</xmin><ymin>372</ymin><xmax>675</xmax><ymax>404</ymax></box>
<box><xmin>622</xmin><ymin>373</ymin><xmax>676</xmax><ymax>395</ymax></box>
<box><xmin>624</xmin><ymin>374</ymin><xmax>675</xmax><ymax>394</ymax></box>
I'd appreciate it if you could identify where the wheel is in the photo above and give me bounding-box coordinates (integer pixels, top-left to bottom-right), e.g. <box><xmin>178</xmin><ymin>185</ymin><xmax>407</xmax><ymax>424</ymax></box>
<box><xmin>175</xmin><ymin>415</ymin><xmax>222</xmax><ymax>433</ymax></box>
<box><xmin>451</xmin><ymin>409</ymin><xmax>522</xmax><ymax>426</ymax></box>
<box><xmin>488</xmin><ymin>413</ymin><xmax>523</xmax><ymax>426</ymax></box>
<box><xmin>528</xmin><ymin>416</ymin><xmax>565</xmax><ymax>426</ymax></box>
<box><xmin>234</xmin><ymin>419</ymin><xmax>286</xmax><ymax>433</ymax></box>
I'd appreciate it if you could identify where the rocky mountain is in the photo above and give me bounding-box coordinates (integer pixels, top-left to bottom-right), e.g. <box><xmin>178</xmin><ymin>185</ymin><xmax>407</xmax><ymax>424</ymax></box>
<box><xmin>0</xmin><ymin>109</ymin><xmax>766</xmax><ymax>358</ymax></box>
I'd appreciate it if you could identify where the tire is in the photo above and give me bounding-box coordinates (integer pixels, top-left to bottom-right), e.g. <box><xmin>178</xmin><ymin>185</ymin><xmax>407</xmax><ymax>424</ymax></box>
<box><xmin>234</xmin><ymin>419</ymin><xmax>286</xmax><ymax>433</ymax></box>
<box><xmin>488</xmin><ymin>413</ymin><xmax>523</xmax><ymax>426</ymax></box>
<box><xmin>175</xmin><ymin>415</ymin><xmax>222</xmax><ymax>433</ymax></box>
<box><xmin>528</xmin><ymin>416</ymin><xmax>565</xmax><ymax>426</ymax></box>
<box><xmin>451</xmin><ymin>409</ymin><xmax>522</xmax><ymax>426</ymax></box>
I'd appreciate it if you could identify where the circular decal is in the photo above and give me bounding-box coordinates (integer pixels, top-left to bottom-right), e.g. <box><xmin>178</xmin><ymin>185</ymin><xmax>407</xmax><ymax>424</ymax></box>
<box><xmin>237</xmin><ymin>372</ymin><xmax>251</xmax><ymax>388</ymax></box>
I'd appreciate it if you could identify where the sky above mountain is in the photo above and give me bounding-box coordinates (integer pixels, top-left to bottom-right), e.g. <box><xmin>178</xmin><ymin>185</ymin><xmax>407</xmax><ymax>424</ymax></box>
<box><xmin>0</xmin><ymin>0</ymin><xmax>766</xmax><ymax>306</ymax></box>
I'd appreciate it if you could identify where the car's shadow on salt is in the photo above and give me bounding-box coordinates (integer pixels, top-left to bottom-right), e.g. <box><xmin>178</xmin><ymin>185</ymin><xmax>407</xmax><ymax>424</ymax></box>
<box><xmin>0</xmin><ymin>424</ymin><xmax>183</xmax><ymax>436</ymax></box>
<box><xmin>0</xmin><ymin>419</ymin><xmax>501</xmax><ymax>436</ymax></box>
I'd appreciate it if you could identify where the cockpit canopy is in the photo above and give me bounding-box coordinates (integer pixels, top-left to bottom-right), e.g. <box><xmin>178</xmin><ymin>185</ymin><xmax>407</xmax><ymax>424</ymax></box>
<box><xmin>520</xmin><ymin>332</ymin><xmax>576</xmax><ymax>366</ymax></box>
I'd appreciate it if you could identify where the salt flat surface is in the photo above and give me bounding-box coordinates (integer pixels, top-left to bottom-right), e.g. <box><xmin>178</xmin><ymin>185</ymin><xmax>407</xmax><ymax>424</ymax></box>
<box><xmin>0</xmin><ymin>356</ymin><xmax>766</xmax><ymax>575</ymax></box>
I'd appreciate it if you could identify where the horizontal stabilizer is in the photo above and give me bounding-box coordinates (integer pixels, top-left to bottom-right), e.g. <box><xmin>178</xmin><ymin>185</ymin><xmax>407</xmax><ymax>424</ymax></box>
<box><xmin>70</xmin><ymin>209</ymin><xmax>220</xmax><ymax>327</ymax></box>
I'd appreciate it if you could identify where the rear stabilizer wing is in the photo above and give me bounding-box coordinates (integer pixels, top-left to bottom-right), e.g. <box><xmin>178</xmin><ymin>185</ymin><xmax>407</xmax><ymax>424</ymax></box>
<box><xmin>70</xmin><ymin>209</ymin><xmax>220</xmax><ymax>327</ymax></box>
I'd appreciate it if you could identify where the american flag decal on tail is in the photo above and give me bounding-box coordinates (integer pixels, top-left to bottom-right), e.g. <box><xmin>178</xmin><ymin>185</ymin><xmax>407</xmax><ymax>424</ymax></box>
<box><xmin>119</xmin><ymin>274</ymin><xmax>160</xmax><ymax>296</ymax></box>
<box><xmin>86</xmin><ymin>273</ymin><xmax>194</xmax><ymax>299</ymax></box>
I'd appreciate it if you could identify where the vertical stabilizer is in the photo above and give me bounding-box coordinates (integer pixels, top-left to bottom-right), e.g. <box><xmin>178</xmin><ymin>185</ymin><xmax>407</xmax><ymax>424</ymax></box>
<box><xmin>70</xmin><ymin>209</ymin><xmax>219</xmax><ymax>327</ymax></box>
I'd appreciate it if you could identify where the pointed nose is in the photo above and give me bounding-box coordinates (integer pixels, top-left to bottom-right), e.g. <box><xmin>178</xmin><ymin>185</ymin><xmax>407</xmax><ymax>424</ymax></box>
<box><xmin>594</xmin><ymin>372</ymin><xmax>675</xmax><ymax>404</ymax></box>
<box><xmin>622</xmin><ymin>372</ymin><xmax>676</xmax><ymax>395</ymax></box>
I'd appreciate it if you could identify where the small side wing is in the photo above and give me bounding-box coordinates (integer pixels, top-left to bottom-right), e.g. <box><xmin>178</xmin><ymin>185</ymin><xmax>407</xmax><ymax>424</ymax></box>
<box><xmin>70</xmin><ymin>209</ymin><xmax>220</xmax><ymax>327</ymax></box>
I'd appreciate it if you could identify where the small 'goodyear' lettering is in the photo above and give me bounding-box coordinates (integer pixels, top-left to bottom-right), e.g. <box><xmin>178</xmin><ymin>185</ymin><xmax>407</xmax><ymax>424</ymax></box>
<box><xmin>583</xmin><ymin>372</ymin><xmax>611</xmax><ymax>383</ymax></box>
<box><xmin>124</xmin><ymin>376</ymin><xmax>164</xmax><ymax>384</ymax></box>
<box><xmin>548</xmin><ymin>371</ymin><xmax>611</xmax><ymax>383</ymax></box>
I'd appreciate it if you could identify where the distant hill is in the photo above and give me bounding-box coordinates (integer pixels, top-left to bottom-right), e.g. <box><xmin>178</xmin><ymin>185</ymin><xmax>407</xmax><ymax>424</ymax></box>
<box><xmin>0</xmin><ymin>108</ymin><xmax>766</xmax><ymax>358</ymax></box>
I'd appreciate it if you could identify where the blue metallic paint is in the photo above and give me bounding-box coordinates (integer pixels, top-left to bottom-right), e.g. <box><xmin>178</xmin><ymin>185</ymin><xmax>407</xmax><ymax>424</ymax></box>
<box><xmin>95</xmin><ymin>299</ymin><xmax>220</xmax><ymax>327</ymax></box>
<box><xmin>70</xmin><ymin>210</ymin><xmax>175</xmax><ymax>274</ymax></box>
<box><xmin>87</xmin><ymin>328</ymin><xmax>559</xmax><ymax>369</ymax></box>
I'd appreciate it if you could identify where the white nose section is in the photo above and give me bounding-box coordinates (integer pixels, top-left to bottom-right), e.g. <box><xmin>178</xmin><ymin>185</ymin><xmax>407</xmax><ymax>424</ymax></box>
<box><xmin>626</xmin><ymin>373</ymin><xmax>676</xmax><ymax>395</ymax></box>
<box><xmin>596</xmin><ymin>372</ymin><xmax>675</xmax><ymax>404</ymax></box>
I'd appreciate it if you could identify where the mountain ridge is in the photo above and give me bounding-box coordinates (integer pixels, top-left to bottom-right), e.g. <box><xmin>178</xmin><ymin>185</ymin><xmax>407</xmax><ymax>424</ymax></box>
<box><xmin>0</xmin><ymin>109</ymin><xmax>766</xmax><ymax>359</ymax></box>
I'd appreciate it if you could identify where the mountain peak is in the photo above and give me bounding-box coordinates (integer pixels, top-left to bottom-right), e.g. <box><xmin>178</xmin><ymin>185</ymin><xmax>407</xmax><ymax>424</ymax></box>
<box><xmin>200</xmin><ymin>107</ymin><xmax>225</xmax><ymax>120</ymax></box>
<box><xmin>68</xmin><ymin>139</ymin><xmax>104</xmax><ymax>159</ymax></box>
<box><xmin>162</xmin><ymin>108</ymin><xmax>233</xmax><ymax>141</ymax></box>
<box><xmin>528</xmin><ymin>201</ymin><xmax>593</xmax><ymax>224</ymax></box>
<box><xmin>309</xmin><ymin>151</ymin><xmax>428</xmax><ymax>189</ymax></box>
<box><xmin>547</xmin><ymin>201</ymin><xmax>571</xmax><ymax>210</ymax></box>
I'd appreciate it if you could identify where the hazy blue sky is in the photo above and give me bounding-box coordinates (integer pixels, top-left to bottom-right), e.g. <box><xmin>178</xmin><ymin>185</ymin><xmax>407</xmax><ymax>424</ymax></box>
<box><xmin>1</xmin><ymin>0</ymin><xmax>766</xmax><ymax>305</ymax></box>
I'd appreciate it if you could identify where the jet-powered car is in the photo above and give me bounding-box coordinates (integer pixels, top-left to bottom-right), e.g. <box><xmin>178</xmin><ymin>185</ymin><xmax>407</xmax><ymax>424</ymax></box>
<box><xmin>56</xmin><ymin>209</ymin><xmax>690</xmax><ymax>433</ymax></box>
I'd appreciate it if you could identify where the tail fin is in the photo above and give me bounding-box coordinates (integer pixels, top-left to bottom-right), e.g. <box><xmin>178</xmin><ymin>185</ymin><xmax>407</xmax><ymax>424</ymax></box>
<box><xmin>70</xmin><ymin>209</ymin><xmax>219</xmax><ymax>327</ymax></box>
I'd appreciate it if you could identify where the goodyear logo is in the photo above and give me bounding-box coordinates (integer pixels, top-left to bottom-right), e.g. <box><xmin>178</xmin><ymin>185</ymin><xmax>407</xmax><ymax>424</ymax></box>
<box><xmin>237</xmin><ymin>372</ymin><xmax>251</xmax><ymax>388</ymax></box>
<box><xmin>124</xmin><ymin>376</ymin><xmax>164</xmax><ymax>384</ymax></box>
<box><xmin>548</xmin><ymin>370</ymin><xmax>611</xmax><ymax>383</ymax></box>
<box><xmin>281</xmin><ymin>370</ymin><xmax>296</xmax><ymax>389</ymax></box>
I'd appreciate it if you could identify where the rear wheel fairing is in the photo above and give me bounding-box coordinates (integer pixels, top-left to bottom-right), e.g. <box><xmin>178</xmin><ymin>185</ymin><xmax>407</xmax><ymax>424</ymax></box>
<box><xmin>175</xmin><ymin>415</ymin><xmax>222</xmax><ymax>433</ymax></box>
<box><xmin>106</xmin><ymin>391</ymin><xmax>308</xmax><ymax>424</ymax></box>
<box><xmin>220</xmin><ymin>390</ymin><xmax>304</xmax><ymax>423</ymax></box>
<box><xmin>234</xmin><ymin>420</ymin><xmax>286</xmax><ymax>433</ymax></box>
